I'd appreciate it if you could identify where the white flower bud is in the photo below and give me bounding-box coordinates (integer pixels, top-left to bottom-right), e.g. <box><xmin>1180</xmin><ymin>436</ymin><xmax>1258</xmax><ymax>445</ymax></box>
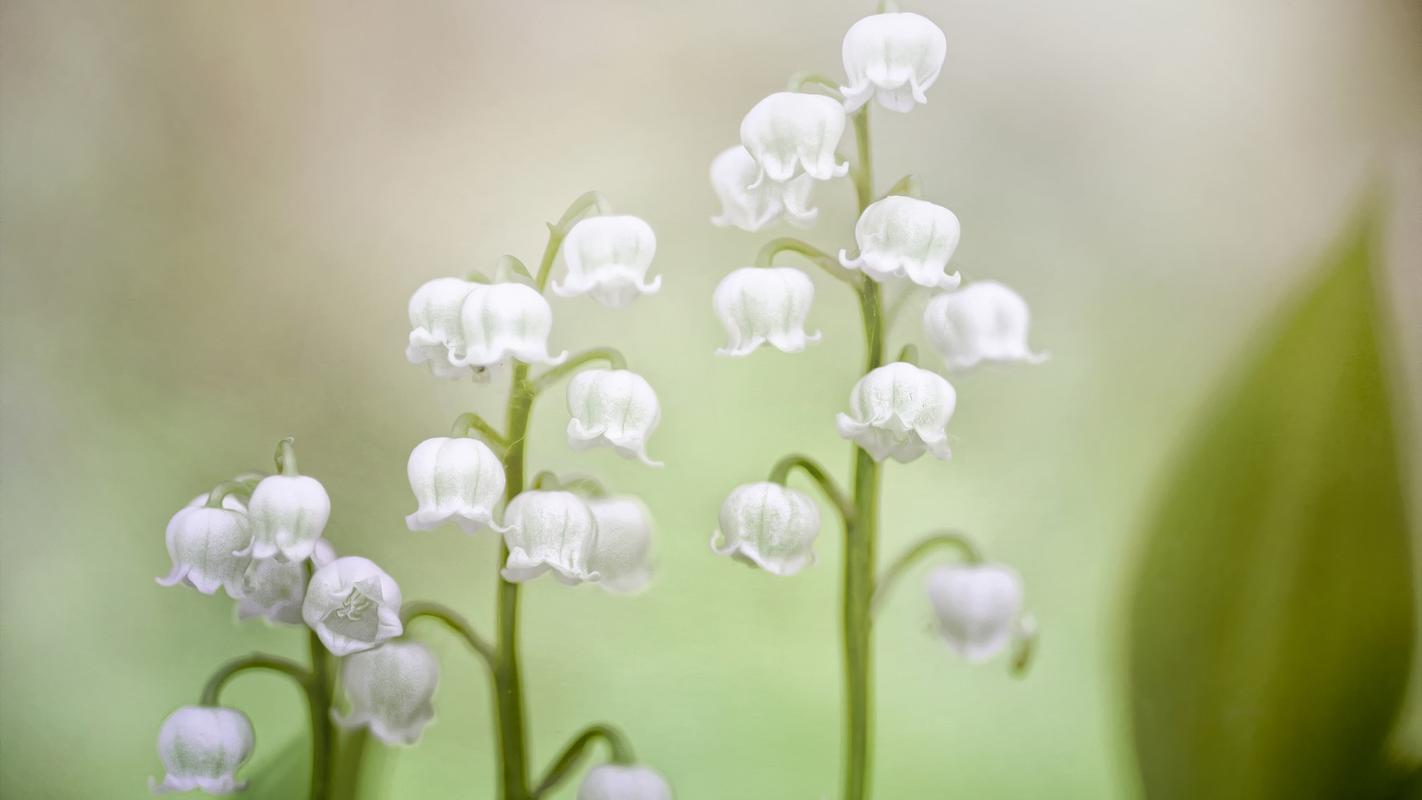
<box><xmin>334</xmin><ymin>641</ymin><xmax>439</xmax><ymax>746</ymax></box>
<box><xmin>405</xmin><ymin>437</ymin><xmax>507</xmax><ymax>533</ymax></box>
<box><xmin>235</xmin><ymin>539</ymin><xmax>333</xmax><ymax>626</ymax></box>
<box><xmin>454</xmin><ymin>282</ymin><xmax>568</xmax><ymax>367</ymax></box>
<box><xmin>243</xmin><ymin>474</ymin><xmax>331</xmax><ymax>562</ymax></box>
<box><xmin>835</xmin><ymin>362</ymin><xmax>956</xmax><ymax>463</ymax></box>
<box><xmin>150</xmin><ymin>706</ymin><xmax>254</xmax><ymax>795</ymax></box>
<box><xmin>710</xmin><ymin>482</ymin><xmax>820</xmax><ymax>577</ymax></box>
<box><xmin>839</xmin><ymin>196</ymin><xmax>962</xmax><ymax>289</ymax></box>
<box><xmin>501</xmin><ymin>490</ymin><xmax>599</xmax><ymax>585</ymax></box>
<box><xmin>710</xmin><ymin>145</ymin><xmax>817</xmax><ymax>232</ymax></box>
<box><xmin>925</xmin><ymin>563</ymin><xmax>1024</xmax><ymax>663</ymax></box>
<box><xmin>712</xmin><ymin>267</ymin><xmax>820</xmax><ymax>357</ymax></box>
<box><xmin>406</xmin><ymin>277</ymin><xmax>483</xmax><ymax>379</ymax></box>
<box><xmin>586</xmin><ymin>496</ymin><xmax>654</xmax><ymax>594</ymax></box>
<box><xmin>156</xmin><ymin>505</ymin><xmax>251</xmax><ymax>598</ymax></box>
<box><xmin>302</xmin><ymin>556</ymin><xmax>404</xmax><ymax>657</ymax></box>
<box><xmin>566</xmin><ymin>369</ymin><xmax>663</xmax><ymax>467</ymax></box>
<box><xmin>840</xmin><ymin>12</ymin><xmax>947</xmax><ymax>113</ymax></box>
<box><xmin>553</xmin><ymin>215</ymin><xmax>662</xmax><ymax>308</ymax></box>
<box><xmin>578</xmin><ymin>764</ymin><xmax>674</xmax><ymax>800</ymax></box>
<box><xmin>740</xmin><ymin>92</ymin><xmax>849</xmax><ymax>185</ymax></box>
<box><xmin>923</xmin><ymin>281</ymin><xmax>1047</xmax><ymax>371</ymax></box>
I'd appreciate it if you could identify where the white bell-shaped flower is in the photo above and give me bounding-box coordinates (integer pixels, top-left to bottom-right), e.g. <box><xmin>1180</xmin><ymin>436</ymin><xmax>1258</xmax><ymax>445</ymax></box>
<box><xmin>454</xmin><ymin>282</ymin><xmax>568</xmax><ymax>367</ymax></box>
<box><xmin>235</xmin><ymin>541</ymin><xmax>332</xmax><ymax>625</ymax></box>
<box><xmin>405</xmin><ymin>436</ymin><xmax>507</xmax><ymax>533</ymax></box>
<box><xmin>925</xmin><ymin>563</ymin><xmax>1024</xmax><ymax>663</ymax></box>
<box><xmin>553</xmin><ymin>215</ymin><xmax>662</xmax><ymax>308</ymax></box>
<box><xmin>839</xmin><ymin>196</ymin><xmax>962</xmax><ymax>289</ymax></box>
<box><xmin>710</xmin><ymin>482</ymin><xmax>821</xmax><ymax>577</ymax></box>
<box><xmin>243</xmin><ymin>473</ymin><xmax>331</xmax><ymax>562</ymax></box>
<box><xmin>586</xmin><ymin>496</ymin><xmax>654</xmax><ymax>594</ymax></box>
<box><xmin>566</xmin><ymin>369</ymin><xmax>663</xmax><ymax>467</ymax></box>
<box><xmin>923</xmin><ymin>280</ymin><xmax>1047</xmax><ymax>370</ymax></box>
<box><xmin>156</xmin><ymin>505</ymin><xmax>252</xmax><ymax>597</ymax></box>
<box><xmin>406</xmin><ymin>277</ymin><xmax>482</xmax><ymax>379</ymax></box>
<box><xmin>712</xmin><ymin>267</ymin><xmax>821</xmax><ymax>357</ymax></box>
<box><xmin>334</xmin><ymin>641</ymin><xmax>439</xmax><ymax>746</ymax></box>
<box><xmin>710</xmin><ymin>145</ymin><xmax>818</xmax><ymax>232</ymax></box>
<box><xmin>302</xmin><ymin>556</ymin><xmax>404</xmax><ymax>657</ymax></box>
<box><xmin>836</xmin><ymin>361</ymin><xmax>956</xmax><ymax>463</ymax></box>
<box><xmin>840</xmin><ymin>12</ymin><xmax>948</xmax><ymax>113</ymax></box>
<box><xmin>578</xmin><ymin>764</ymin><xmax>674</xmax><ymax>800</ymax></box>
<box><xmin>740</xmin><ymin>92</ymin><xmax>849</xmax><ymax>186</ymax></box>
<box><xmin>150</xmin><ymin>706</ymin><xmax>255</xmax><ymax>795</ymax></box>
<box><xmin>501</xmin><ymin>490</ymin><xmax>599</xmax><ymax>585</ymax></box>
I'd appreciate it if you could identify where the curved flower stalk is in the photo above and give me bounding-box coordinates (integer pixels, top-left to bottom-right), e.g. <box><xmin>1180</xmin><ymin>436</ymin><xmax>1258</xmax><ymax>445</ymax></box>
<box><xmin>586</xmin><ymin>496</ymin><xmax>655</xmax><ymax>594</ymax></box>
<box><xmin>578</xmin><ymin>764</ymin><xmax>675</xmax><ymax>800</ymax></box>
<box><xmin>922</xmin><ymin>280</ymin><xmax>1048</xmax><ymax>370</ymax></box>
<box><xmin>835</xmin><ymin>361</ymin><xmax>957</xmax><ymax>463</ymax></box>
<box><xmin>840</xmin><ymin>11</ymin><xmax>947</xmax><ymax>113</ymax></box>
<box><xmin>712</xmin><ymin>266</ymin><xmax>821</xmax><ymax>356</ymax></box>
<box><xmin>302</xmin><ymin>555</ymin><xmax>404</xmax><ymax>657</ymax></box>
<box><xmin>740</xmin><ymin>91</ymin><xmax>850</xmax><ymax>185</ymax></box>
<box><xmin>924</xmin><ymin>563</ymin><xmax>1024</xmax><ymax>663</ymax></box>
<box><xmin>711</xmin><ymin>481</ymin><xmax>822</xmax><ymax>576</ymax></box>
<box><xmin>405</xmin><ymin>436</ymin><xmax>508</xmax><ymax>533</ymax></box>
<box><xmin>566</xmin><ymin>368</ymin><xmax>663</xmax><ymax>466</ymax></box>
<box><xmin>334</xmin><ymin>641</ymin><xmax>440</xmax><ymax>745</ymax></box>
<box><xmin>710</xmin><ymin>145</ymin><xmax>818</xmax><ymax>232</ymax></box>
<box><xmin>839</xmin><ymin>195</ymin><xmax>962</xmax><ymax>289</ymax></box>
<box><xmin>150</xmin><ymin>706</ymin><xmax>255</xmax><ymax>795</ymax></box>
<box><xmin>554</xmin><ymin>215</ymin><xmax>662</xmax><ymax>308</ymax></box>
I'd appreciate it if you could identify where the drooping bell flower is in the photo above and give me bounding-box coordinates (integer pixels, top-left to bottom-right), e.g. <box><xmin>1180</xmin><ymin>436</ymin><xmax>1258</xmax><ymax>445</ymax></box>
<box><xmin>566</xmin><ymin>369</ymin><xmax>663</xmax><ymax>467</ymax></box>
<box><xmin>839</xmin><ymin>196</ymin><xmax>962</xmax><ymax>289</ymax></box>
<box><xmin>150</xmin><ymin>706</ymin><xmax>255</xmax><ymax>795</ymax></box>
<box><xmin>500</xmin><ymin>490</ymin><xmax>599</xmax><ymax>585</ymax></box>
<box><xmin>406</xmin><ymin>277</ymin><xmax>483</xmax><ymax>379</ymax></box>
<box><xmin>405</xmin><ymin>436</ymin><xmax>507</xmax><ymax>533</ymax></box>
<box><xmin>835</xmin><ymin>361</ymin><xmax>956</xmax><ymax>463</ymax></box>
<box><xmin>334</xmin><ymin>641</ymin><xmax>440</xmax><ymax>746</ymax></box>
<box><xmin>454</xmin><ymin>282</ymin><xmax>568</xmax><ymax>367</ymax></box>
<box><xmin>712</xmin><ymin>267</ymin><xmax>820</xmax><ymax>357</ymax></box>
<box><xmin>922</xmin><ymin>280</ymin><xmax>1047</xmax><ymax>370</ymax></box>
<box><xmin>302</xmin><ymin>556</ymin><xmax>404</xmax><ymax>657</ymax></box>
<box><xmin>740</xmin><ymin>92</ymin><xmax>849</xmax><ymax>186</ymax></box>
<box><xmin>156</xmin><ymin>503</ymin><xmax>252</xmax><ymax>598</ymax></box>
<box><xmin>553</xmin><ymin>215</ymin><xmax>662</xmax><ymax>308</ymax></box>
<box><xmin>710</xmin><ymin>145</ymin><xmax>817</xmax><ymax>232</ymax></box>
<box><xmin>235</xmin><ymin>540</ymin><xmax>334</xmax><ymax>626</ymax></box>
<box><xmin>586</xmin><ymin>496</ymin><xmax>655</xmax><ymax>594</ymax></box>
<box><xmin>840</xmin><ymin>12</ymin><xmax>948</xmax><ymax>113</ymax></box>
<box><xmin>243</xmin><ymin>472</ymin><xmax>331</xmax><ymax>563</ymax></box>
<box><xmin>924</xmin><ymin>563</ymin><xmax>1024</xmax><ymax>663</ymax></box>
<box><xmin>710</xmin><ymin>482</ymin><xmax>821</xmax><ymax>577</ymax></box>
<box><xmin>577</xmin><ymin>764</ymin><xmax>675</xmax><ymax>800</ymax></box>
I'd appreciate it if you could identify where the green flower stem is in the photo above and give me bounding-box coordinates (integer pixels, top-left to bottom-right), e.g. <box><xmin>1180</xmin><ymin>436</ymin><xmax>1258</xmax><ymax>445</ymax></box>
<box><xmin>529</xmin><ymin>723</ymin><xmax>636</xmax><ymax>798</ymax></box>
<box><xmin>768</xmin><ymin>453</ymin><xmax>856</xmax><ymax>524</ymax></box>
<box><xmin>276</xmin><ymin>436</ymin><xmax>300</xmax><ymax>476</ymax></box>
<box><xmin>400</xmin><ymin>601</ymin><xmax>498</xmax><ymax>669</ymax></box>
<box><xmin>754</xmin><ymin>237</ymin><xmax>862</xmax><ymax>288</ymax></box>
<box><xmin>530</xmin><ymin>470</ymin><xmax>561</xmax><ymax>491</ymax></box>
<box><xmin>450</xmin><ymin>412</ymin><xmax>508</xmax><ymax>450</ymax></box>
<box><xmin>330</xmin><ymin>728</ymin><xmax>370</xmax><ymax>800</ymax></box>
<box><xmin>530</xmin><ymin>347</ymin><xmax>628</xmax><ymax>394</ymax></box>
<box><xmin>1009</xmin><ymin>614</ymin><xmax>1039</xmax><ymax>679</ymax></box>
<box><xmin>882</xmin><ymin>174</ymin><xmax>922</xmax><ymax>199</ymax></box>
<box><xmin>870</xmin><ymin>530</ymin><xmax>985</xmax><ymax>616</ymax></box>
<box><xmin>787</xmin><ymin>71</ymin><xmax>845</xmax><ymax>102</ymax></box>
<box><xmin>204</xmin><ymin>479</ymin><xmax>252</xmax><ymax>509</ymax></box>
<box><xmin>198</xmin><ymin>653</ymin><xmax>313</xmax><ymax>707</ymax></box>
<box><xmin>894</xmin><ymin>344</ymin><xmax>918</xmax><ymax>366</ymax></box>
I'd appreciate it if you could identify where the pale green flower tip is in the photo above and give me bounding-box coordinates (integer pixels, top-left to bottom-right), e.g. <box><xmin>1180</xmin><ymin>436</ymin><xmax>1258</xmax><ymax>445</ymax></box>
<box><xmin>150</xmin><ymin>705</ymin><xmax>254</xmax><ymax>796</ymax></box>
<box><xmin>836</xmin><ymin>362</ymin><xmax>956</xmax><ymax>463</ymax></box>
<box><xmin>923</xmin><ymin>280</ymin><xmax>1048</xmax><ymax>371</ymax></box>
<box><xmin>712</xmin><ymin>267</ymin><xmax>821</xmax><ymax>357</ymax></box>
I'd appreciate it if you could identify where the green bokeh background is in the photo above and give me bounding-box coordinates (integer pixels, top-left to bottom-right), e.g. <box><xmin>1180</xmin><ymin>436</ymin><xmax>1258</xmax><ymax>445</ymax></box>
<box><xmin>2</xmin><ymin>1</ymin><xmax>1419</xmax><ymax>797</ymax></box>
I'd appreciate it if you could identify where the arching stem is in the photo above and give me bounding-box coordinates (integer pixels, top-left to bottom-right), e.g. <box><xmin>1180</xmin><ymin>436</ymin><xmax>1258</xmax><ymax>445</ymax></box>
<box><xmin>754</xmin><ymin>237</ymin><xmax>862</xmax><ymax>288</ymax></box>
<box><xmin>400</xmin><ymin>601</ymin><xmax>498</xmax><ymax>669</ymax></box>
<box><xmin>768</xmin><ymin>453</ymin><xmax>855</xmax><ymax>524</ymax></box>
<box><xmin>450</xmin><ymin>412</ymin><xmax>507</xmax><ymax>449</ymax></box>
<box><xmin>530</xmin><ymin>723</ymin><xmax>636</xmax><ymax>798</ymax></box>
<box><xmin>870</xmin><ymin>530</ymin><xmax>985</xmax><ymax>615</ymax></box>
<box><xmin>530</xmin><ymin>347</ymin><xmax>628</xmax><ymax>394</ymax></box>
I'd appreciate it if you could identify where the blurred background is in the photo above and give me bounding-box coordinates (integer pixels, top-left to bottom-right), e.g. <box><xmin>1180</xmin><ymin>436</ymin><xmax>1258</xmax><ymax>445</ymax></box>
<box><xmin>2</xmin><ymin>0</ymin><xmax>1419</xmax><ymax>797</ymax></box>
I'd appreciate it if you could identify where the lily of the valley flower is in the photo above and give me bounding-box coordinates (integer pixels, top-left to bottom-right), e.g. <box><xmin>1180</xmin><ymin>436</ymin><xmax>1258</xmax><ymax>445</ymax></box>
<box><xmin>710</xmin><ymin>145</ymin><xmax>817</xmax><ymax>232</ymax></box>
<box><xmin>923</xmin><ymin>280</ymin><xmax>1047</xmax><ymax>370</ymax></box>
<box><xmin>405</xmin><ymin>436</ymin><xmax>507</xmax><ymax>533</ymax></box>
<box><xmin>839</xmin><ymin>196</ymin><xmax>962</xmax><ymax>289</ymax></box>
<box><xmin>740</xmin><ymin>92</ymin><xmax>849</xmax><ymax>186</ymax></box>
<box><xmin>243</xmin><ymin>473</ymin><xmax>331</xmax><ymax>562</ymax></box>
<box><xmin>235</xmin><ymin>540</ymin><xmax>334</xmax><ymax>625</ymax></box>
<box><xmin>578</xmin><ymin>764</ymin><xmax>674</xmax><ymax>800</ymax></box>
<box><xmin>501</xmin><ymin>490</ymin><xmax>599</xmax><ymax>585</ymax></box>
<box><xmin>840</xmin><ymin>12</ymin><xmax>948</xmax><ymax>113</ymax></box>
<box><xmin>334</xmin><ymin>641</ymin><xmax>440</xmax><ymax>746</ymax></box>
<box><xmin>302</xmin><ymin>556</ymin><xmax>404</xmax><ymax>657</ymax></box>
<box><xmin>156</xmin><ymin>504</ymin><xmax>251</xmax><ymax>597</ymax></box>
<box><xmin>406</xmin><ymin>277</ymin><xmax>483</xmax><ymax>379</ymax></box>
<box><xmin>150</xmin><ymin>706</ymin><xmax>255</xmax><ymax>796</ymax></box>
<box><xmin>712</xmin><ymin>267</ymin><xmax>820</xmax><ymax>356</ymax></box>
<box><xmin>710</xmin><ymin>482</ymin><xmax>821</xmax><ymax>577</ymax></box>
<box><xmin>455</xmin><ymin>282</ymin><xmax>568</xmax><ymax>367</ymax></box>
<box><xmin>553</xmin><ymin>215</ymin><xmax>662</xmax><ymax>308</ymax></box>
<box><xmin>586</xmin><ymin>496</ymin><xmax>655</xmax><ymax>594</ymax></box>
<box><xmin>566</xmin><ymin>369</ymin><xmax>663</xmax><ymax>467</ymax></box>
<box><xmin>925</xmin><ymin>563</ymin><xmax>1024</xmax><ymax>663</ymax></box>
<box><xmin>835</xmin><ymin>361</ymin><xmax>956</xmax><ymax>463</ymax></box>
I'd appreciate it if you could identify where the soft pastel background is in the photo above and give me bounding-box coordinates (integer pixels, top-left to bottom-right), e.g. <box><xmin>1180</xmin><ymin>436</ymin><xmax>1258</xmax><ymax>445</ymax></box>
<box><xmin>2</xmin><ymin>1</ymin><xmax>1419</xmax><ymax>797</ymax></box>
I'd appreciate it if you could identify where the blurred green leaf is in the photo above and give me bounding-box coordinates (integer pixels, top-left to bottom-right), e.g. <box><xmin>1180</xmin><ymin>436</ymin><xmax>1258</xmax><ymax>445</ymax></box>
<box><xmin>1127</xmin><ymin>211</ymin><xmax>1415</xmax><ymax>800</ymax></box>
